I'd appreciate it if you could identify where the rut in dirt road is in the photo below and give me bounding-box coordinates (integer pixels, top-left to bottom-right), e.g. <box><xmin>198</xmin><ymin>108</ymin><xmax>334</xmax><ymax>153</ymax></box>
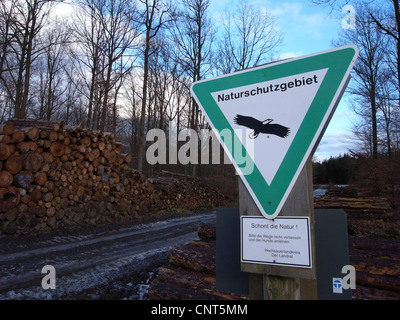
<box><xmin>0</xmin><ymin>212</ymin><xmax>216</xmax><ymax>299</ymax></box>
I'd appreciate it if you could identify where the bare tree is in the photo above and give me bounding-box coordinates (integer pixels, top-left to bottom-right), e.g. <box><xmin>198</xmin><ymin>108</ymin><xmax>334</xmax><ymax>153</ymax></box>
<box><xmin>335</xmin><ymin>4</ymin><xmax>392</xmax><ymax>158</ymax></box>
<box><xmin>377</xmin><ymin>78</ymin><xmax>397</xmax><ymax>155</ymax></box>
<box><xmin>136</xmin><ymin>0</ymin><xmax>176</xmax><ymax>172</ymax></box>
<box><xmin>169</xmin><ymin>0</ymin><xmax>214</xmax><ymax>176</ymax></box>
<box><xmin>215</xmin><ymin>2</ymin><xmax>282</xmax><ymax>74</ymax></box>
<box><xmin>96</xmin><ymin>0</ymin><xmax>140</xmax><ymax>132</ymax></box>
<box><xmin>369</xmin><ymin>0</ymin><xmax>400</xmax><ymax>104</ymax></box>
<box><xmin>0</xmin><ymin>0</ymin><xmax>61</xmax><ymax>118</ymax></box>
<box><xmin>0</xmin><ymin>0</ymin><xmax>19</xmax><ymax>120</ymax></box>
<box><xmin>318</xmin><ymin>0</ymin><xmax>400</xmax><ymax>157</ymax></box>
<box><xmin>33</xmin><ymin>20</ymin><xmax>71</xmax><ymax>120</ymax></box>
<box><xmin>312</xmin><ymin>0</ymin><xmax>400</xmax><ymax>104</ymax></box>
<box><xmin>72</xmin><ymin>0</ymin><xmax>140</xmax><ymax>131</ymax></box>
<box><xmin>72</xmin><ymin>0</ymin><xmax>106</xmax><ymax>129</ymax></box>
<box><xmin>147</xmin><ymin>37</ymin><xmax>178</xmax><ymax>130</ymax></box>
<box><xmin>0</xmin><ymin>0</ymin><xmax>17</xmax><ymax>82</ymax></box>
<box><xmin>172</xmin><ymin>0</ymin><xmax>214</xmax><ymax>129</ymax></box>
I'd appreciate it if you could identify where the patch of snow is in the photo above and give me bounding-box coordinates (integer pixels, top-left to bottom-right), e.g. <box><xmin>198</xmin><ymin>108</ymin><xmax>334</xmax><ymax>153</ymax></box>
<box><xmin>0</xmin><ymin>247</ymin><xmax>169</xmax><ymax>300</ymax></box>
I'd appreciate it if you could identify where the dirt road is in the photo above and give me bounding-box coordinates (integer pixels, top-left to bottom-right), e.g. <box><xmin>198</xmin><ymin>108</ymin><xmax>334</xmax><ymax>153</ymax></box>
<box><xmin>0</xmin><ymin>212</ymin><xmax>216</xmax><ymax>300</ymax></box>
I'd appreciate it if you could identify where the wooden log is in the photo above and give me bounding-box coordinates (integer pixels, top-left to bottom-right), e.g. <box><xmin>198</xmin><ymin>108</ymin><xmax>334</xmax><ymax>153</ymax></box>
<box><xmin>80</xmin><ymin>136</ymin><xmax>91</xmax><ymax>147</ymax></box>
<box><xmin>0</xmin><ymin>123</ymin><xmax>15</xmax><ymax>135</ymax></box>
<box><xmin>34</xmin><ymin>172</ymin><xmax>47</xmax><ymax>186</ymax></box>
<box><xmin>6</xmin><ymin>119</ymin><xmax>58</xmax><ymax>130</ymax></box>
<box><xmin>0</xmin><ymin>143</ymin><xmax>11</xmax><ymax>160</ymax></box>
<box><xmin>60</xmin><ymin>187</ymin><xmax>70</xmax><ymax>198</ymax></box>
<box><xmin>16</xmin><ymin>212</ymin><xmax>31</xmax><ymax>229</ymax></box>
<box><xmin>122</xmin><ymin>153</ymin><xmax>132</xmax><ymax>164</ymax></box>
<box><xmin>21</xmin><ymin>127</ymin><xmax>39</xmax><ymax>141</ymax></box>
<box><xmin>156</xmin><ymin>266</ymin><xmax>216</xmax><ymax>291</ymax></box>
<box><xmin>48</xmin><ymin>131</ymin><xmax>58</xmax><ymax>141</ymax></box>
<box><xmin>0</xmin><ymin>186</ymin><xmax>20</xmax><ymax>208</ymax></box>
<box><xmin>197</xmin><ymin>223</ymin><xmax>216</xmax><ymax>241</ymax></box>
<box><xmin>0</xmin><ymin>135</ymin><xmax>11</xmax><ymax>143</ymax></box>
<box><xmin>20</xmin><ymin>192</ymin><xmax>31</xmax><ymax>204</ymax></box>
<box><xmin>169</xmin><ymin>244</ymin><xmax>216</xmax><ymax>275</ymax></box>
<box><xmin>148</xmin><ymin>278</ymin><xmax>221</xmax><ymax>300</ymax></box>
<box><xmin>87</xmin><ymin>148</ymin><xmax>100</xmax><ymax>162</ymax></box>
<box><xmin>0</xmin><ymin>171</ymin><xmax>13</xmax><ymax>187</ymax></box>
<box><xmin>50</xmin><ymin>141</ymin><xmax>65</xmax><ymax>157</ymax></box>
<box><xmin>2</xmin><ymin>220</ymin><xmax>17</xmax><ymax>234</ymax></box>
<box><xmin>356</xmin><ymin>272</ymin><xmax>400</xmax><ymax>292</ymax></box>
<box><xmin>30</xmin><ymin>188</ymin><xmax>42</xmax><ymax>202</ymax></box>
<box><xmin>314</xmin><ymin>197</ymin><xmax>391</xmax><ymax>216</ymax></box>
<box><xmin>43</xmin><ymin>192</ymin><xmax>53</xmax><ymax>202</ymax></box>
<box><xmin>98</xmin><ymin>141</ymin><xmax>106</xmax><ymax>151</ymax></box>
<box><xmin>53</xmin><ymin>121</ymin><xmax>63</xmax><ymax>132</ymax></box>
<box><xmin>63</xmin><ymin>136</ymin><xmax>70</xmax><ymax>145</ymax></box>
<box><xmin>103</xmin><ymin>149</ymin><xmax>117</xmax><ymax>163</ymax></box>
<box><xmin>5</xmin><ymin>208</ymin><xmax>18</xmax><ymax>221</ymax></box>
<box><xmin>17</xmin><ymin>141</ymin><xmax>30</xmax><ymax>153</ymax></box>
<box><xmin>12</xmin><ymin>130</ymin><xmax>26</xmax><ymax>143</ymax></box>
<box><xmin>28</xmin><ymin>141</ymin><xmax>38</xmax><ymax>151</ymax></box>
<box><xmin>24</xmin><ymin>152</ymin><xmax>43</xmax><ymax>173</ymax></box>
<box><xmin>39</xmin><ymin>130</ymin><xmax>48</xmax><ymax>139</ymax></box>
<box><xmin>5</xmin><ymin>155</ymin><xmax>23</xmax><ymax>174</ymax></box>
<box><xmin>42</xmin><ymin>152</ymin><xmax>54</xmax><ymax>163</ymax></box>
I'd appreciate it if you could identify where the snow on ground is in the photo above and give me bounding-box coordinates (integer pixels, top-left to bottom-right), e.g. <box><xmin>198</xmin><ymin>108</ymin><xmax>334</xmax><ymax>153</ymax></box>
<box><xmin>0</xmin><ymin>247</ymin><xmax>170</xmax><ymax>300</ymax></box>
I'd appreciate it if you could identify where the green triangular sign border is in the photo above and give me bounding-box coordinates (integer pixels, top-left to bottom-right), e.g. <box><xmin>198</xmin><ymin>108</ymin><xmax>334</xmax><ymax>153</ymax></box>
<box><xmin>191</xmin><ymin>46</ymin><xmax>359</xmax><ymax>219</ymax></box>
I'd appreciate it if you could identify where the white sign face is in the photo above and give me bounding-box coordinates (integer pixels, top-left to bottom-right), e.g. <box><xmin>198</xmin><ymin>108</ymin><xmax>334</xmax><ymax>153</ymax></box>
<box><xmin>211</xmin><ymin>69</ymin><xmax>328</xmax><ymax>185</ymax></box>
<box><xmin>241</xmin><ymin>216</ymin><xmax>312</xmax><ymax>268</ymax></box>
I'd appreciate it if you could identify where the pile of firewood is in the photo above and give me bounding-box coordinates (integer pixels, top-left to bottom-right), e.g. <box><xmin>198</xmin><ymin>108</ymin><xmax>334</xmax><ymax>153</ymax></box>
<box><xmin>0</xmin><ymin>120</ymin><xmax>227</xmax><ymax>237</ymax></box>
<box><xmin>349</xmin><ymin>236</ymin><xmax>400</xmax><ymax>300</ymax></box>
<box><xmin>150</xmin><ymin>171</ymin><xmax>225</xmax><ymax>211</ymax></box>
<box><xmin>314</xmin><ymin>194</ymin><xmax>400</xmax><ymax>299</ymax></box>
<box><xmin>0</xmin><ymin>119</ymin><xmax>155</xmax><ymax>236</ymax></box>
<box><xmin>314</xmin><ymin>196</ymin><xmax>392</xmax><ymax>218</ymax></box>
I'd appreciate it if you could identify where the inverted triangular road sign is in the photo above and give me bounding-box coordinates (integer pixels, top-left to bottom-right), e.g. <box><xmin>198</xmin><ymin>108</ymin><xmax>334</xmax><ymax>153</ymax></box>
<box><xmin>191</xmin><ymin>46</ymin><xmax>358</xmax><ymax>219</ymax></box>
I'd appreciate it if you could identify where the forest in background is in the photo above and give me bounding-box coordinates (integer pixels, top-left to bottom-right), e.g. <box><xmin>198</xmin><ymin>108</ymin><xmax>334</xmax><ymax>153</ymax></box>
<box><xmin>1</xmin><ymin>0</ymin><xmax>399</xmax><ymax>199</ymax></box>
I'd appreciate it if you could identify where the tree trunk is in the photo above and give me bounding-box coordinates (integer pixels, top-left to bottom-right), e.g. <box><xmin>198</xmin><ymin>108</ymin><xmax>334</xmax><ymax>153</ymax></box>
<box><xmin>137</xmin><ymin>41</ymin><xmax>150</xmax><ymax>172</ymax></box>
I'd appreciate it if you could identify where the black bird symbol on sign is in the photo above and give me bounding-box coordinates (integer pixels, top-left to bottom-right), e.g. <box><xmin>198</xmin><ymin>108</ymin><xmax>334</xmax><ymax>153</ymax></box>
<box><xmin>234</xmin><ymin>114</ymin><xmax>290</xmax><ymax>139</ymax></box>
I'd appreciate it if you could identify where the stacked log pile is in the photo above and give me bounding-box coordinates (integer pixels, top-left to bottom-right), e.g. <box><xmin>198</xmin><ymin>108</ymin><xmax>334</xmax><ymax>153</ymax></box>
<box><xmin>314</xmin><ymin>197</ymin><xmax>392</xmax><ymax>219</ymax></box>
<box><xmin>148</xmin><ymin>223</ymin><xmax>248</xmax><ymax>300</ymax></box>
<box><xmin>326</xmin><ymin>186</ymin><xmax>358</xmax><ymax>198</ymax></box>
<box><xmin>349</xmin><ymin>236</ymin><xmax>400</xmax><ymax>300</ymax></box>
<box><xmin>314</xmin><ymin>194</ymin><xmax>400</xmax><ymax>299</ymax></box>
<box><xmin>0</xmin><ymin>120</ymin><xmax>227</xmax><ymax>237</ymax></box>
<box><xmin>149</xmin><ymin>171</ymin><xmax>225</xmax><ymax>211</ymax></box>
<box><xmin>0</xmin><ymin>119</ymin><xmax>155</xmax><ymax>236</ymax></box>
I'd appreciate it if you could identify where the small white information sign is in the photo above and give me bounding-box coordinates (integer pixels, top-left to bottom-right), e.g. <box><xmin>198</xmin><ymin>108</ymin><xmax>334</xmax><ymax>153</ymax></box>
<box><xmin>241</xmin><ymin>216</ymin><xmax>312</xmax><ymax>268</ymax></box>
